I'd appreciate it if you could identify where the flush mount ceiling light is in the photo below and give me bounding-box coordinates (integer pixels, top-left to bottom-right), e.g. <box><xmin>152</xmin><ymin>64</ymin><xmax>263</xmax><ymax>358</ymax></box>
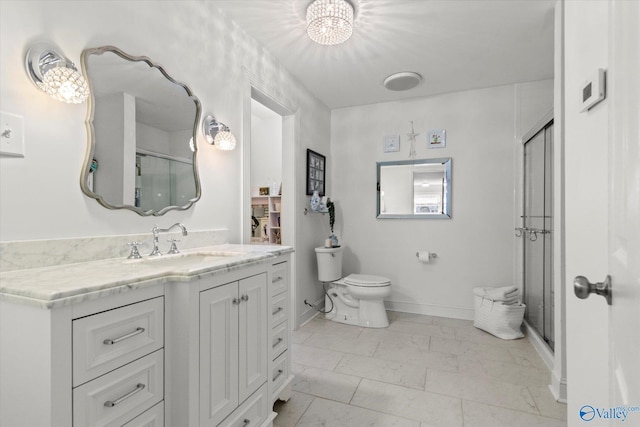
<box><xmin>383</xmin><ymin>72</ymin><xmax>423</xmax><ymax>91</ymax></box>
<box><xmin>25</xmin><ymin>43</ymin><xmax>89</xmax><ymax>104</ymax></box>
<box><xmin>202</xmin><ymin>114</ymin><xmax>236</xmax><ymax>151</ymax></box>
<box><xmin>306</xmin><ymin>0</ymin><xmax>354</xmax><ymax>46</ymax></box>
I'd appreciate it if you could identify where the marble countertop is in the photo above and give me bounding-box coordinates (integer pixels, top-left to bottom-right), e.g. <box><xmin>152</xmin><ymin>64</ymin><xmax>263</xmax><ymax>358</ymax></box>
<box><xmin>0</xmin><ymin>244</ymin><xmax>293</xmax><ymax>308</ymax></box>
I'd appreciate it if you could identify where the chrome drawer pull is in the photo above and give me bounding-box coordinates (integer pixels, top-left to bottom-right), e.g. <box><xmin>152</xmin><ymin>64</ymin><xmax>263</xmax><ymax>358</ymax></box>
<box><xmin>233</xmin><ymin>298</ymin><xmax>241</xmax><ymax>305</ymax></box>
<box><xmin>272</xmin><ymin>337</ymin><xmax>283</xmax><ymax>348</ymax></box>
<box><xmin>241</xmin><ymin>294</ymin><xmax>249</xmax><ymax>302</ymax></box>
<box><xmin>103</xmin><ymin>327</ymin><xmax>145</xmax><ymax>345</ymax></box>
<box><xmin>104</xmin><ymin>383</ymin><xmax>145</xmax><ymax>407</ymax></box>
<box><xmin>242</xmin><ymin>419</ymin><xmax>251</xmax><ymax>426</ymax></box>
<box><xmin>272</xmin><ymin>369</ymin><xmax>283</xmax><ymax>382</ymax></box>
<box><xmin>272</xmin><ymin>306</ymin><xmax>283</xmax><ymax>316</ymax></box>
<box><xmin>272</xmin><ymin>276</ymin><xmax>283</xmax><ymax>283</ymax></box>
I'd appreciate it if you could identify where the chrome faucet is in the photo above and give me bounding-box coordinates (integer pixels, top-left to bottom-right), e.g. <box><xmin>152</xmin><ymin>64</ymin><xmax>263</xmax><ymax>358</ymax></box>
<box><xmin>150</xmin><ymin>223</ymin><xmax>188</xmax><ymax>256</ymax></box>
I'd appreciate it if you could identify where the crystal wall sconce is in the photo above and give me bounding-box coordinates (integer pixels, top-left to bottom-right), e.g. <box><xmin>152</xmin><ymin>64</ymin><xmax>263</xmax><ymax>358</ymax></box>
<box><xmin>25</xmin><ymin>43</ymin><xmax>89</xmax><ymax>104</ymax></box>
<box><xmin>202</xmin><ymin>114</ymin><xmax>236</xmax><ymax>151</ymax></box>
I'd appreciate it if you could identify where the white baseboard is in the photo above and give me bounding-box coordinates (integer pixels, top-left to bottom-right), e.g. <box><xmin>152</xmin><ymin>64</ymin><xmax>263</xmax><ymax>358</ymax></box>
<box><xmin>297</xmin><ymin>297</ymin><xmax>323</xmax><ymax>328</ymax></box>
<box><xmin>523</xmin><ymin>321</ymin><xmax>567</xmax><ymax>403</ymax></box>
<box><xmin>385</xmin><ymin>300</ymin><xmax>474</xmax><ymax>320</ymax></box>
<box><xmin>550</xmin><ymin>370</ymin><xmax>567</xmax><ymax>403</ymax></box>
<box><xmin>523</xmin><ymin>321</ymin><xmax>554</xmax><ymax>370</ymax></box>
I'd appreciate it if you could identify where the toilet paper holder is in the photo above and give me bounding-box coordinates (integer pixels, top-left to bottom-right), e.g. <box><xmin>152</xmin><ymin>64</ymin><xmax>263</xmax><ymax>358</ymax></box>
<box><xmin>415</xmin><ymin>252</ymin><xmax>437</xmax><ymax>259</ymax></box>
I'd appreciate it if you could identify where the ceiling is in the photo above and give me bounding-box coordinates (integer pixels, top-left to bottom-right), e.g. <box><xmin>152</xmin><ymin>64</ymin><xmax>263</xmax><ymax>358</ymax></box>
<box><xmin>210</xmin><ymin>0</ymin><xmax>555</xmax><ymax>110</ymax></box>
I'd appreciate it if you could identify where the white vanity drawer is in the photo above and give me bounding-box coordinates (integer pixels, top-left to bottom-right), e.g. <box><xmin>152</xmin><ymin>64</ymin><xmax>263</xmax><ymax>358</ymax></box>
<box><xmin>73</xmin><ymin>350</ymin><xmax>164</xmax><ymax>427</ymax></box>
<box><xmin>270</xmin><ymin>351</ymin><xmax>289</xmax><ymax>399</ymax></box>
<box><xmin>270</xmin><ymin>320</ymin><xmax>288</xmax><ymax>361</ymax></box>
<box><xmin>122</xmin><ymin>401</ymin><xmax>164</xmax><ymax>427</ymax></box>
<box><xmin>73</xmin><ymin>297</ymin><xmax>164</xmax><ymax>386</ymax></box>
<box><xmin>218</xmin><ymin>383</ymin><xmax>268</xmax><ymax>427</ymax></box>
<box><xmin>270</xmin><ymin>291</ymin><xmax>288</xmax><ymax>328</ymax></box>
<box><xmin>269</xmin><ymin>262</ymin><xmax>288</xmax><ymax>297</ymax></box>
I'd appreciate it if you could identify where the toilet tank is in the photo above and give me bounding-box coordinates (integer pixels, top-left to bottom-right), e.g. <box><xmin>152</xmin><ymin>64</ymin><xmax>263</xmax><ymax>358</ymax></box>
<box><xmin>314</xmin><ymin>246</ymin><xmax>344</xmax><ymax>282</ymax></box>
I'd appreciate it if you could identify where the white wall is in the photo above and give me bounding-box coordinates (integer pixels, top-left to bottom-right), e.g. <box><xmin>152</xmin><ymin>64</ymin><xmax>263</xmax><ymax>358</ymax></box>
<box><xmin>93</xmin><ymin>91</ymin><xmax>135</xmax><ymax>205</ymax></box>
<box><xmin>250</xmin><ymin>107</ymin><xmax>282</xmax><ymax>196</ymax></box>
<box><xmin>0</xmin><ymin>1</ymin><xmax>331</xmax><ymax>328</ymax></box>
<box><xmin>330</xmin><ymin>81</ymin><xmax>553</xmax><ymax>318</ymax></box>
<box><xmin>137</xmin><ymin>122</ymin><xmax>171</xmax><ymax>155</ymax></box>
<box><xmin>0</xmin><ymin>1</ymin><xmax>556</xmax><ymax>328</ymax></box>
<box><xmin>0</xmin><ymin>1</ymin><xmax>329</xmax><ymax>250</ymax></box>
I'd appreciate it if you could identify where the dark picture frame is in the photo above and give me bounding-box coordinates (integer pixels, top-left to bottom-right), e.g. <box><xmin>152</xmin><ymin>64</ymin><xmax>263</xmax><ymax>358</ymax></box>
<box><xmin>306</xmin><ymin>149</ymin><xmax>326</xmax><ymax>196</ymax></box>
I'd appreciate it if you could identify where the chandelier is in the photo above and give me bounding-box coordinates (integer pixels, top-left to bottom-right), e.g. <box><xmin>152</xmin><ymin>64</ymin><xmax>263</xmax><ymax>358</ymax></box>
<box><xmin>306</xmin><ymin>0</ymin><xmax>354</xmax><ymax>46</ymax></box>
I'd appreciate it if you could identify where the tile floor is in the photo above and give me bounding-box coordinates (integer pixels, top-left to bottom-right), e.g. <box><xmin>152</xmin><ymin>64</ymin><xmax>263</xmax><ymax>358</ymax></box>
<box><xmin>273</xmin><ymin>311</ymin><xmax>566</xmax><ymax>427</ymax></box>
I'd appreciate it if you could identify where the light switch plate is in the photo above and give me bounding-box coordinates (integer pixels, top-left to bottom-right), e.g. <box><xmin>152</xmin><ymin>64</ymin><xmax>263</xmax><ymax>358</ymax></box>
<box><xmin>0</xmin><ymin>111</ymin><xmax>25</xmax><ymax>157</ymax></box>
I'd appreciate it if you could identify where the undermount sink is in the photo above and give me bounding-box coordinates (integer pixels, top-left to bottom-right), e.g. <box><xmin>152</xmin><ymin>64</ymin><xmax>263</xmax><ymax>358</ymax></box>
<box><xmin>124</xmin><ymin>251</ymin><xmax>241</xmax><ymax>266</ymax></box>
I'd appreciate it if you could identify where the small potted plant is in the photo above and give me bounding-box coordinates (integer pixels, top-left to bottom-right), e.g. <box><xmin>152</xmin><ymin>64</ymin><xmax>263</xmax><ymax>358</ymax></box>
<box><xmin>326</xmin><ymin>198</ymin><xmax>339</xmax><ymax>247</ymax></box>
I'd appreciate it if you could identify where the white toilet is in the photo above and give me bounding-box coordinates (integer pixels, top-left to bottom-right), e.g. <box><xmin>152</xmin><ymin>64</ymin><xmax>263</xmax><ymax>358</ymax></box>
<box><xmin>315</xmin><ymin>246</ymin><xmax>391</xmax><ymax>328</ymax></box>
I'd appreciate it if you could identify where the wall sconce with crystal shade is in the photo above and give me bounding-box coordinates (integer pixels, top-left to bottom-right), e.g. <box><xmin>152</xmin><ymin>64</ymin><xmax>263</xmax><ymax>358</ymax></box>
<box><xmin>25</xmin><ymin>43</ymin><xmax>89</xmax><ymax>104</ymax></box>
<box><xmin>306</xmin><ymin>0</ymin><xmax>354</xmax><ymax>46</ymax></box>
<box><xmin>202</xmin><ymin>114</ymin><xmax>236</xmax><ymax>151</ymax></box>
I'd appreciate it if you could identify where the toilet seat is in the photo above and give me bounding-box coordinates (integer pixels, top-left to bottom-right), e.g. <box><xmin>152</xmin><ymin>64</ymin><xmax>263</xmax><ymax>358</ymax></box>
<box><xmin>344</xmin><ymin>274</ymin><xmax>391</xmax><ymax>287</ymax></box>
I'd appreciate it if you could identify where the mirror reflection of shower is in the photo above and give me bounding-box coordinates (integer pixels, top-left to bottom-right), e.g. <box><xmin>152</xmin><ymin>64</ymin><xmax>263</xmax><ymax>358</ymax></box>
<box><xmin>521</xmin><ymin>118</ymin><xmax>554</xmax><ymax>350</ymax></box>
<box><xmin>135</xmin><ymin>153</ymin><xmax>194</xmax><ymax>212</ymax></box>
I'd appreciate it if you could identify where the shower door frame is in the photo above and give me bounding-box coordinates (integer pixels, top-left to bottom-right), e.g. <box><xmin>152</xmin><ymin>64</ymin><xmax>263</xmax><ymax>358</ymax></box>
<box><xmin>520</xmin><ymin>112</ymin><xmax>555</xmax><ymax>352</ymax></box>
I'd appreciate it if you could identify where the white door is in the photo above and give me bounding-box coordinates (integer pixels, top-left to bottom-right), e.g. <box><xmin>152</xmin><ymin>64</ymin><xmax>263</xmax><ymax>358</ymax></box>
<box><xmin>238</xmin><ymin>273</ymin><xmax>268</xmax><ymax>403</ymax></box>
<box><xmin>200</xmin><ymin>282</ymin><xmax>239</xmax><ymax>427</ymax></box>
<box><xmin>565</xmin><ymin>1</ymin><xmax>640</xmax><ymax>426</ymax></box>
<box><xmin>607</xmin><ymin>0</ymin><xmax>640</xmax><ymax>419</ymax></box>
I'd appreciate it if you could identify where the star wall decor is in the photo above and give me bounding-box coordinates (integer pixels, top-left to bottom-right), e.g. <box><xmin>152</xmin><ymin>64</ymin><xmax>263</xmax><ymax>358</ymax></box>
<box><xmin>407</xmin><ymin>121</ymin><xmax>419</xmax><ymax>158</ymax></box>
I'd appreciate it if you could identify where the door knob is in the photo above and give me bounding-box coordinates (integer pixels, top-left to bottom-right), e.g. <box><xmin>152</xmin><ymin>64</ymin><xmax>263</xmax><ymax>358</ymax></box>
<box><xmin>573</xmin><ymin>275</ymin><xmax>612</xmax><ymax>305</ymax></box>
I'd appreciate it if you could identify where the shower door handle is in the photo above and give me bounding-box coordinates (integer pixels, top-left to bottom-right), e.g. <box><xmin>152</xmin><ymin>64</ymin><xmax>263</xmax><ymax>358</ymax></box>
<box><xmin>573</xmin><ymin>275</ymin><xmax>612</xmax><ymax>305</ymax></box>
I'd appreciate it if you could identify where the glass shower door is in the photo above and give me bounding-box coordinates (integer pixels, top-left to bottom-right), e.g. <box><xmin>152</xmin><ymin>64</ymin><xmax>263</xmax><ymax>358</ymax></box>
<box><xmin>137</xmin><ymin>154</ymin><xmax>195</xmax><ymax>212</ymax></box>
<box><xmin>522</xmin><ymin>121</ymin><xmax>554</xmax><ymax>350</ymax></box>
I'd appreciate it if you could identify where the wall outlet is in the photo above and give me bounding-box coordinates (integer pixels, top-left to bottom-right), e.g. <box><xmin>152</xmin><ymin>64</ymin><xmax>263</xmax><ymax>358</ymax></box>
<box><xmin>0</xmin><ymin>111</ymin><xmax>25</xmax><ymax>157</ymax></box>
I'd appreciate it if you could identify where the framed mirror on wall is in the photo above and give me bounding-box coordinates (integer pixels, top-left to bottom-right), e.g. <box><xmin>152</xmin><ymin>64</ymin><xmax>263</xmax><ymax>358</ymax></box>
<box><xmin>80</xmin><ymin>45</ymin><xmax>202</xmax><ymax>216</ymax></box>
<box><xmin>377</xmin><ymin>158</ymin><xmax>452</xmax><ymax>219</ymax></box>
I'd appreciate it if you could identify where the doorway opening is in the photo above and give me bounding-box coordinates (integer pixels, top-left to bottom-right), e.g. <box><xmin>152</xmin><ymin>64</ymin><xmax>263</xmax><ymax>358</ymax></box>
<box><xmin>250</xmin><ymin>99</ymin><xmax>283</xmax><ymax>245</ymax></box>
<box><xmin>242</xmin><ymin>82</ymin><xmax>298</xmax><ymax>329</ymax></box>
<box><xmin>522</xmin><ymin>118</ymin><xmax>555</xmax><ymax>351</ymax></box>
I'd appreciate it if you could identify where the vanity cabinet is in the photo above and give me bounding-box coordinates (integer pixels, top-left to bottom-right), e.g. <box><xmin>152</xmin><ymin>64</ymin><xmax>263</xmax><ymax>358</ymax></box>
<box><xmin>0</xmin><ymin>284</ymin><xmax>166</xmax><ymax>427</ymax></box>
<box><xmin>165</xmin><ymin>253</ymin><xmax>292</xmax><ymax>427</ymax></box>
<box><xmin>73</xmin><ymin>297</ymin><xmax>165</xmax><ymax>427</ymax></box>
<box><xmin>123</xmin><ymin>402</ymin><xmax>164</xmax><ymax>426</ymax></box>
<box><xmin>199</xmin><ymin>273</ymin><xmax>268</xmax><ymax>427</ymax></box>
<box><xmin>72</xmin><ymin>296</ymin><xmax>164</xmax><ymax>386</ymax></box>
<box><xmin>0</xmin><ymin>249</ymin><xmax>292</xmax><ymax>427</ymax></box>
<box><xmin>267</xmin><ymin>260</ymin><xmax>293</xmax><ymax>404</ymax></box>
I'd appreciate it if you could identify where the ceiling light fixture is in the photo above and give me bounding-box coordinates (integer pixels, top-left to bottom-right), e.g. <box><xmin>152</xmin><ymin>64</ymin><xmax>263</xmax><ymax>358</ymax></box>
<box><xmin>306</xmin><ymin>0</ymin><xmax>354</xmax><ymax>46</ymax></box>
<box><xmin>383</xmin><ymin>72</ymin><xmax>423</xmax><ymax>91</ymax></box>
<box><xmin>202</xmin><ymin>114</ymin><xmax>236</xmax><ymax>151</ymax></box>
<box><xmin>25</xmin><ymin>43</ymin><xmax>89</xmax><ymax>104</ymax></box>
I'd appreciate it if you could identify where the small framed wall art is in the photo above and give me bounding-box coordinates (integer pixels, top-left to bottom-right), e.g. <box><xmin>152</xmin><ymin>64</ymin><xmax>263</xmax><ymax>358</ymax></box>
<box><xmin>428</xmin><ymin>128</ymin><xmax>446</xmax><ymax>148</ymax></box>
<box><xmin>306</xmin><ymin>149</ymin><xmax>326</xmax><ymax>196</ymax></box>
<box><xmin>383</xmin><ymin>134</ymin><xmax>400</xmax><ymax>152</ymax></box>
